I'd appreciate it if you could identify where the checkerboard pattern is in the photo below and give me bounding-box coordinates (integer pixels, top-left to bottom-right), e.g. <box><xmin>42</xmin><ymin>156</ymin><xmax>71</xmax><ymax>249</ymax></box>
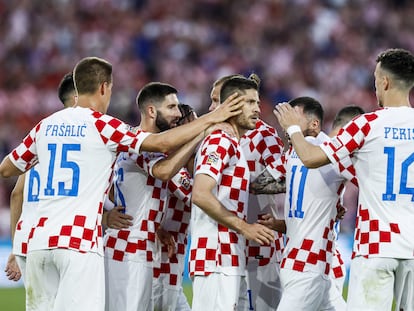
<box><xmin>196</xmin><ymin>131</ymin><xmax>249</xmax><ymax>219</ymax></box>
<box><xmin>104</xmin><ymin>150</ymin><xmax>169</xmax><ymax>265</ymax></box>
<box><xmin>140</xmin><ymin>175</ymin><xmax>167</xmax><ymax>242</ymax></box>
<box><xmin>331</xmin><ymin>248</ymin><xmax>345</xmax><ymax>279</ymax></box>
<box><xmin>189</xmin><ymin>237</ymin><xmax>218</xmax><ymax>276</ymax></box>
<box><xmin>153</xmin><ymin>168</ymin><xmax>192</xmax><ymax>287</ymax></box>
<box><xmin>47</xmin><ymin>215</ymin><xmax>98</xmax><ymax>253</ymax></box>
<box><xmin>281</xmin><ymin>221</ymin><xmax>334</xmax><ymax>275</ymax></box>
<box><xmin>241</xmin><ymin>120</ymin><xmax>285</xmax><ymax>266</ymax></box>
<box><xmin>10</xmin><ymin>123</ymin><xmax>41</xmax><ymax>171</ymax></box>
<box><xmin>352</xmin><ymin>204</ymin><xmax>400</xmax><ymax>258</ymax></box>
<box><xmin>105</xmin><ymin>231</ymin><xmax>154</xmax><ymax>262</ymax></box>
<box><xmin>190</xmin><ymin>130</ymin><xmax>249</xmax><ymax>276</ymax></box>
<box><xmin>14</xmin><ymin>220</ymin><xmax>28</xmax><ymax>255</ymax></box>
<box><xmin>93</xmin><ymin>111</ymin><xmax>141</xmax><ymax>153</ymax></box>
<box><xmin>323</xmin><ymin>112</ymin><xmax>377</xmax><ymax>163</ymax></box>
<box><xmin>243</xmin><ymin>120</ymin><xmax>284</xmax><ymax>168</ymax></box>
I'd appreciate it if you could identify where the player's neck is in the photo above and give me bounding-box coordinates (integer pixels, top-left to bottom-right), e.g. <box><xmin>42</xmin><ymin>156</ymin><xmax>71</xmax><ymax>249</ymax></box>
<box><xmin>382</xmin><ymin>90</ymin><xmax>411</xmax><ymax>108</ymax></box>
<box><xmin>75</xmin><ymin>95</ymin><xmax>106</xmax><ymax>113</ymax></box>
<box><xmin>139</xmin><ymin>118</ymin><xmax>159</xmax><ymax>134</ymax></box>
<box><xmin>227</xmin><ymin>120</ymin><xmax>242</xmax><ymax>139</ymax></box>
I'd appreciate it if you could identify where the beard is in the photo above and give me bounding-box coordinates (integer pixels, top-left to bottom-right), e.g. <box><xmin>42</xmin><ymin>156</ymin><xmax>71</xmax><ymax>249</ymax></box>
<box><xmin>155</xmin><ymin>111</ymin><xmax>172</xmax><ymax>132</ymax></box>
<box><xmin>239</xmin><ymin>117</ymin><xmax>257</xmax><ymax>131</ymax></box>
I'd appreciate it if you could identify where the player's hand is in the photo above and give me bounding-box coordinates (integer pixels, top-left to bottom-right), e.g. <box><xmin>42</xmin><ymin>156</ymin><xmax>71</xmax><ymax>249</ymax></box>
<box><xmin>4</xmin><ymin>253</ymin><xmax>21</xmax><ymax>282</ymax></box>
<box><xmin>273</xmin><ymin>102</ymin><xmax>302</xmax><ymax>131</ymax></box>
<box><xmin>156</xmin><ymin>227</ymin><xmax>176</xmax><ymax>258</ymax></box>
<box><xmin>336</xmin><ymin>205</ymin><xmax>347</xmax><ymax>221</ymax></box>
<box><xmin>210</xmin><ymin>93</ymin><xmax>244</xmax><ymax>122</ymax></box>
<box><xmin>257</xmin><ymin>214</ymin><xmax>286</xmax><ymax>233</ymax></box>
<box><xmin>106</xmin><ymin>206</ymin><xmax>133</xmax><ymax>229</ymax></box>
<box><xmin>240</xmin><ymin>222</ymin><xmax>274</xmax><ymax>245</ymax></box>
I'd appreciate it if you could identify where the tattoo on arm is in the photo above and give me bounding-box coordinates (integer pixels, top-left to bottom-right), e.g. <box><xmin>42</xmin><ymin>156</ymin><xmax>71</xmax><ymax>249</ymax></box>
<box><xmin>250</xmin><ymin>169</ymin><xmax>286</xmax><ymax>194</ymax></box>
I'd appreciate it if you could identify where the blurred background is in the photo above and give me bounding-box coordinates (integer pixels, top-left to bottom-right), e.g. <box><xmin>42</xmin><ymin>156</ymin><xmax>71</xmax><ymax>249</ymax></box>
<box><xmin>0</xmin><ymin>0</ymin><xmax>413</xmax><ymax>301</ymax></box>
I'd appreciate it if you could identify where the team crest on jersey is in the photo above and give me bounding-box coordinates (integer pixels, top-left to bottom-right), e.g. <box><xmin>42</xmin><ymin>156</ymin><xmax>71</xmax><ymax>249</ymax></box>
<box><xmin>206</xmin><ymin>151</ymin><xmax>220</xmax><ymax>165</ymax></box>
<box><xmin>128</xmin><ymin>125</ymin><xmax>140</xmax><ymax>134</ymax></box>
<box><xmin>179</xmin><ymin>173</ymin><xmax>191</xmax><ymax>190</ymax></box>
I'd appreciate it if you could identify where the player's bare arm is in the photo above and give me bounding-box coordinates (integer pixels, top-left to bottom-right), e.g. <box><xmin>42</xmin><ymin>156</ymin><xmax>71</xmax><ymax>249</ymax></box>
<box><xmin>192</xmin><ymin>174</ymin><xmax>274</xmax><ymax>245</ymax></box>
<box><xmin>250</xmin><ymin>169</ymin><xmax>286</xmax><ymax>194</ymax></box>
<box><xmin>0</xmin><ymin>157</ymin><xmax>25</xmax><ymax>178</ymax></box>
<box><xmin>152</xmin><ymin>132</ymin><xmax>204</xmax><ymax>181</ymax></box>
<box><xmin>273</xmin><ymin>103</ymin><xmax>329</xmax><ymax>168</ymax></box>
<box><xmin>140</xmin><ymin>93</ymin><xmax>244</xmax><ymax>154</ymax></box>
<box><xmin>4</xmin><ymin>174</ymin><xmax>25</xmax><ymax>281</ymax></box>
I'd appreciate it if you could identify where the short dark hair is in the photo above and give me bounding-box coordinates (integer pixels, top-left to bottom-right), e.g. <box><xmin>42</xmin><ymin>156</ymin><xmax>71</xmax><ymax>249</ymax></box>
<box><xmin>332</xmin><ymin>105</ymin><xmax>365</xmax><ymax>129</ymax></box>
<box><xmin>136</xmin><ymin>82</ymin><xmax>177</xmax><ymax>110</ymax></box>
<box><xmin>288</xmin><ymin>96</ymin><xmax>324</xmax><ymax>125</ymax></box>
<box><xmin>213</xmin><ymin>74</ymin><xmax>244</xmax><ymax>88</ymax></box>
<box><xmin>247</xmin><ymin>73</ymin><xmax>261</xmax><ymax>87</ymax></box>
<box><xmin>58</xmin><ymin>73</ymin><xmax>75</xmax><ymax>106</ymax></box>
<box><xmin>220</xmin><ymin>77</ymin><xmax>259</xmax><ymax>104</ymax></box>
<box><xmin>213</xmin><ymin>73</ymin><xmax>261</xmax><ymax>89</ymax></box>
<box><xmin>177</xmin><ymin>103</ymin><xmax>195</xmax><ymax>125</ymax></box>
<box><xmin>376</xmin><ymin>48</ymin><xmax>414</xmax><ymax>89</ymax></box>
<box><xmin>73</xmin><ymin>57</ymin><xmax>112</xmax><ymax>95</ymax></box>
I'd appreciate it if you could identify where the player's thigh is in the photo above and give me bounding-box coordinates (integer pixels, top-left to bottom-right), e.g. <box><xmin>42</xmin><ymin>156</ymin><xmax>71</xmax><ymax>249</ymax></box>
<box><xmin>53</xmin><ymin>249</ymin><xmax>104</xmax><ymax>311</ymax></box>
<box><xmin>394</xmin><ymin>259</ymin><xmax>414</xmax><ymax>311</ymax></box>
<box><xmin>153</xmin><ymin>274</ymin><xmax>180</xmax><ymax>311</ymax></box>
<box><xmin>347</xmin><ymin>256</ymin><xmax>398</xmax><ymax>311</ymax></box>
<box><xmin>25</xmin><ymin>250</ymin><xmax>59</xmax><ymax>311</ymax></box>
<box><xmin>252</xmin><ymin>263</ymin><xmax>281</xmax><ymax>310</ymax></box>
<box><xmin>105</xmin><ymin>258</ymin><xmax>153</xmax><ymax>311</ymax></box>
<box><xmin>277</xmin><ymin>269</ymin><xmax>328</xmax><ymax>311</ymax></box>
<box><xmin>175</xmin><ymin>286</ymin><xmax>191</xmax><ymax>311</ymax></box>
<box><xmin>322</xmin><ymin>277</ymin><xmax>346</xmax><ymax>311</ymax></box>
<box><xmin>192</xmin><ymin>273</ymin><xmax>242</xmax><ymax>311</ymax></box>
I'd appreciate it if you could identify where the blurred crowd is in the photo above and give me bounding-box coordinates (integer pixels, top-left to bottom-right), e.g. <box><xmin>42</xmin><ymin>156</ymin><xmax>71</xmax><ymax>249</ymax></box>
<box><xmin>0</xmin><ymin>0</ymin><xmax>413</xmax><ymax>237</ymax></box>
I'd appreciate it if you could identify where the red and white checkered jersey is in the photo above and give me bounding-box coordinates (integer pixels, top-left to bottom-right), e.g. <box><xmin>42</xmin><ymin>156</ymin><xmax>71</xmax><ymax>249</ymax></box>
<box><xmin>331</xmin><ymin>247</ymin><xmax>346</xmax><ymax>280</ymax></box>
<box><xmin>240</xmin><ymin>120</ymin><xmax>285</xmax><ymax>265</ymax></box>
<box><xmin>12</xmin><ymin>167</ymin><xmax>40</xmax><ymax>256</ymax></box>
<box><xmin>269</xmin><ymin>132</ymin><xmax>347</xmax><ymax>275</ymax></box>
<box><xmin>321</xmin><ymin>107</ymin><xmax>414</xmax><ymax>259</ymax></box>
<box><xmin>9</xmin><ymin>107</ymin><xmax>150</xmax><ymax>255</ymax></box>
<box><xmin>189</xmin><ymin>130</ymin><xmax>249</xmax><ymax>277</ymax></box>
<box><xmin>104</xmin><ymin>150</ymin><xmax>167</xmax><ymax>265</ymax></box>
<box><xmin>154</xmin><ymin>167</ymin><xmax>192</xmax><ymax>287</ymax></box>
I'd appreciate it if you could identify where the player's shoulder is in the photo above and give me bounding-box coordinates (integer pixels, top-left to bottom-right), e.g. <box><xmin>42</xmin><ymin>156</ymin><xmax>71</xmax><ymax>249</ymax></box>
<box><xmin>203</xmin><ymin>130</ymin><xmax>239</xmax><ymax>155</ymax></box>
<box><xmin>255</xmin><ymin>119</ymin><xmax>278</xmax><ymax>135</ymax></box>
<box><xmin>206</xmin><ymin>129</ymin><xmax>236</xmax><ymax>144</ymax></box>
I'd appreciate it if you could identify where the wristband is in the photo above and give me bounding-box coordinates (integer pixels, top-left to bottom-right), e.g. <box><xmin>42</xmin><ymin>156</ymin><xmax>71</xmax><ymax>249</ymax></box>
<box><xmin>286</xmin><ymin>125</ymin><xmax>301</xmax><ymax>136</ymax></box>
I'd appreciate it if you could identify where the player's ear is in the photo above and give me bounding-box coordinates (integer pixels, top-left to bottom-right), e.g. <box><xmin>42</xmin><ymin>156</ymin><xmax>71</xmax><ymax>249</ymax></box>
<box><xmin>147</xmin><ymin>105</ymin><xmax>156</xmax><ymax>119</ymax></box>
<box><xmin>99</xmin><ymin>82</ymin><xmax>106</xmax><ymax>95</ymax></box>
<box><xmin>383</xmin><ymin>75</ymin><xmax>390</xmax><ymax>91</ymax></box>
<box><xmin>311</xmin><ymin>118</ymin><xmax>320</xmax><ymax>130</ymax></box>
